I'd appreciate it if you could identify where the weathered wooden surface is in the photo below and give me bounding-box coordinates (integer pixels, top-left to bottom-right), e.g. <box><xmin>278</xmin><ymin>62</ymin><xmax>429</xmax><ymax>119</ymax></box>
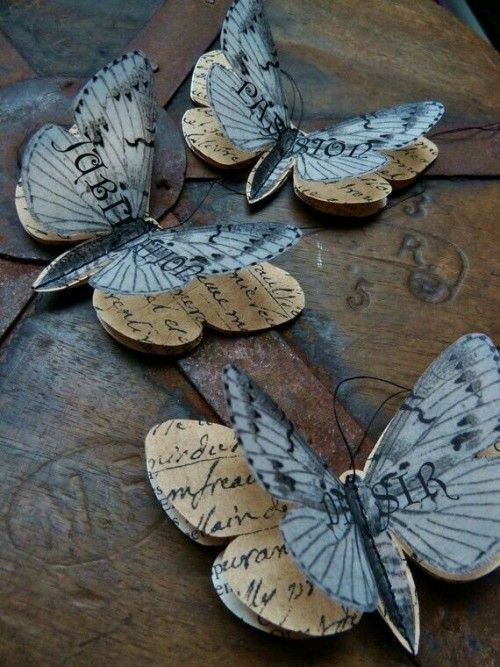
<box><xmin>0</xmin><ymin>0</ymin><xmax>499</xmax><ymax>665</ymax></box>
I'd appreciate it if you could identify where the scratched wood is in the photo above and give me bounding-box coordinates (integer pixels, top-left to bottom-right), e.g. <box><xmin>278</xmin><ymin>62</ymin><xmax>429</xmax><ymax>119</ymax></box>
<box><xmin>0</xmin><ymin>0</ymin><xmax>499</xmax><ymax>665</ymax></box>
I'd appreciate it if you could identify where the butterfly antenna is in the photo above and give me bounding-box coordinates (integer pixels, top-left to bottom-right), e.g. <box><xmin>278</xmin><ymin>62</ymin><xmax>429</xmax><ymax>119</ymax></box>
<box><xmin>353</xmin><ymin>388</ymin><xmax>408</xmax><ymax>457</ymax></box>
<box><xmin>282</xmin><ymin>70</ymin><xmax>304</xmax><ymax>131</ymax></box>
<box><xmin>332</xmin><ymin>381</ymin><xmax>357</xmax><ymax>474</ymax></box>
<box><xmin>429</xmin><ymin>120</ymin><xmax>500</xmax><ymax>139</ymax></box>
<box><xmin>333</xmin><ymin>375</ymin><xmax>411</xmax><ymax>471</ymax></box>
<box><xmin>281</xmin><ymin>69</ymin><xmax>297</xmax><ymax>124</ymax></box>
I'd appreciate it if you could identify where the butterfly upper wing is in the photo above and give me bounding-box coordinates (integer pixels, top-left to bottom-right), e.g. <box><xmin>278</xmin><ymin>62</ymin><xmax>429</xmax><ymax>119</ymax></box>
<box><xmin>73</xmin><ymin>51</ymin><xmax>157</xmax><ymax>222</ymax></box>
<box><xmin>89</xmin><ymin>222</ymin><xmax>302</xmax><ymax>295</ymax></box>
<box><xmin>221</xmin><ymin>0</ymin><xmax>289</xmax><ymax>126</ymax></box>
<box><xmin>294</xmin><ymin>102</ymin><xmax>443</xmax><ymax>184</ymax></box>
<box><xmin>223</xmin><ymin>365</ymin><xmax>380</xmax><ymax>612</ymax></box>
<box><xmin>21</xmin><ymin>124</ymin><xmax>112</xmax><ymax>238</ymax></box>
<box><xmin>331</xmin><ymin>102</ymin><xmax>444</xmax><ymax>150</ymax></box>
<box><xmin>207</xmin><ymin>63</ymin><xmax>280</xmax><ymax>152</ymax></box>
<box><xmin>22</xmin><ymin>51</ymin><xmax>157</xmax><ymax>239</ymax></box>
<box><xmin>364</xmin><ymin>333</ymin><xmax>500</xmax><ymax>577</ymax></box>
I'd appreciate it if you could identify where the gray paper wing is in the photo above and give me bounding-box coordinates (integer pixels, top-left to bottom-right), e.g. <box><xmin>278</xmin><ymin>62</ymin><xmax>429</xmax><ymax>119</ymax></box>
<box><xmin>364</xmin><ymin>333</ymin><xmax>500</xmax><ymax>577</ymax></box>
<box><xmin>330</xmin><ymin>101</ymin><xmax>444</xmax><ymax>150</ymax></box>
<box><xmin>32</xmin><ymin>220</ymin><xmax>148</xmax><ymax>291</ymax></box>
<box><xmin>294</xmin><ymin>132</ymin><xmax>389</xmax><ymax>183</ymax></box>
<box><xmin>207</xmin><ymin>63</ymin><xmax>280</xmax><ymax>152</ymax></box>
<box><xmin>281</xmin><ymin>507</ymin><xmax>378</xmax><ymax>611</ymax></box>
<box><xmin>89</xmin><ymin>222</ymin><xmax>302</xmax><ymax>295</ymax></box>
<box><xmin>21</xmin><ymin>124</ymin><xmax>113</xmax><ymax>238</ymax></box>
<box><xmin>223</xmin><ymin>365</ymin><xmax>380</xmax><ymax>614</ymax></box>
<box><xmin>221</xmin><ymin>0</ymin><xmax>289</xmax><ymax>126</ymax></box>
<box><xmin>223</xmin><ymin>364</ymin><xmax>341</xmax><ymax>507</ymax></box>
<box><xmin>73</xmin><ymin>51</ymin><xmax>157</xmax><ymax>221</ymax></box>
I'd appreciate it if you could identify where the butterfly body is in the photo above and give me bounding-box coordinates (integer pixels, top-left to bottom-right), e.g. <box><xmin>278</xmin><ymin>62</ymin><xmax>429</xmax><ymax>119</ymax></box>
<box><xmin>224</xmin><ymin>333</ymin><xmax>500</xmax><ymax>653</ymax></box>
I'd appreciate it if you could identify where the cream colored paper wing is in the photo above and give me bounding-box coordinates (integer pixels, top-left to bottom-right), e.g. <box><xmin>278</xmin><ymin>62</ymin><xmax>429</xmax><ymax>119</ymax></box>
<box><xmin>220</xmin><ymin>0</ymin><xmax>289</xmax><ymax>126</ymax></box>
<box><xmin>73</xmin><ymin>50</ymin><xmax>157</xmax><ymax>222</ymax></box>
<box><xmin>88</xmin><ymin>223</ymin><xmax>302</xmax><ymax>295</ymax></box>
<box><xmin>363</xmin><ymin>333</ymin><xmax>500</xmax><ymax>578</ymax></box>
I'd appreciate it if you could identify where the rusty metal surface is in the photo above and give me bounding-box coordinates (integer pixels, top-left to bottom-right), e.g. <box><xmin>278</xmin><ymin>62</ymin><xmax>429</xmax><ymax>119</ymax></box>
<box><xmin>179</xmin><ymin>330</ymin><xmax>370</xmax><ymax>475</ymax></box>
<box><xmin>0</xmin><ymin>258</ymin><xmax>41</xmax><ymax>339</ymax></box>
<box><xmin>0</xmin><ymin>77</ymin><xmax>185</xmax><ymax>260</ymax></box>
<box><xmin>0</xmin><ymin>30</ymin><xmax>34</xmax><ymax>86</ymax></box>
<box><xmin>126</xmin><ymin>0</ymin><xmax>232</xmax><ymax>107</ymax></box>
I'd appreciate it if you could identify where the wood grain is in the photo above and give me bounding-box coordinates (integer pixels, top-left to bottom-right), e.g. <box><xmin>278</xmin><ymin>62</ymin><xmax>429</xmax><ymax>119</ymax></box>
<box><xmin>0</xmin><ymin>0</ymin><xmax>499</xmax><ymax>665</ymax></box>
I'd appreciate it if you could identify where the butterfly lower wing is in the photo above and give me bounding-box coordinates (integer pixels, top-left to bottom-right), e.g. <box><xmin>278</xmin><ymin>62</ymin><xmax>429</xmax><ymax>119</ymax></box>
<box><xmin>294</xmin><ymin>139</ymin><xmax>389</xmax><ymax>183</ymax></box>
<box><xmin>331</xmin><ymin>102</ymin><xmax>444</xmax><ymax>150</ymax></box>
<box><xmin>207</xmin><ymin>63</ymin><xmax>279</xmax><ymax>152</ymax></box>
<box><xmin>21</xmin><ymin>124</ymin><xmax>112</xmax><ymax>238</ymax></box>
<box><xmin>90</xmin><ymin>222</ymin><xmax>302</xmax><ymax>295</ymax></box>
<box><xmin>281</xmin><ymin>507</ymin><xmax>378</xmax><ymax>611</ymax></box>
<box><xmin>223</xmin><ymin>365</ymin><xmax>342</xmax><ymax>508</ymax></box>
<box><xmin>371</xmin><ymin>530</ymin><xmax>419</xmax><ymax>654</ymax></box>
<box><xmin>247</xmin><ymin>151</ymin><xmax>294</xmax><ymax>203</ymax></box>
<box><xmin>388</xmin><ymin>455</ymin><xmax>500</xmax><ymax>578</ymax></box>
<box><xmin>73</xmin><ymin>51</ymin><xmax>157</xmax><ymax>221</ymax></box>
<box><xmin>221</xmin><ymin>0</ymin><xmax>289</xmax><ymax>126</ymax></box>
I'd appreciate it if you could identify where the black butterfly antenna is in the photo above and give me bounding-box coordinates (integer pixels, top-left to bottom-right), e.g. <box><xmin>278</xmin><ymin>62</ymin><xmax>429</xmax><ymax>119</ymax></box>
<box><xmin>282</xmin><ymin>69</ymin><xmax>304</xmax><ymax>132</ymax></box>
<box><xmin>332</xmin><ymin>375</ymin><xmax>411</xmax><ymax>475</ymax></box>
<box><xmin>429</xmin><ymin>119</ymin><xmax>500</xmax><ymax>139</ymax></box>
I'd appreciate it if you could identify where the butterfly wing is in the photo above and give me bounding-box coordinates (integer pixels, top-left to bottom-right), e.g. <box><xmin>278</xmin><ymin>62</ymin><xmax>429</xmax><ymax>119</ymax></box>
<box><xmin>21</xmin><ymin>52</ymin><xmax>157</xmax><ymax>239</ymax></box>
<box><xmin>332</xmin><ymin>101</ymin><xmax>444</xmax><ymax>150</ymax></box>
<box><xmin>207</xmin><ymin>63</ymin><xmax>281</xmax><ymax>152</ymax></box>
<box><xmin>364</xmin><ymin>333</ymin><xmax>500</xmax><ymax>578</ymax></box>
<box><xmin>21</xmin><ymin>124</ymin><xmax>113</xmax><ymax>238</ymax></box>
<box><xmin>223</xmin><ymin>365</ymin><xmax>379</xmax><ymax>612</ymax></box>
<box><xmin>88</xmin><ymin>222</ymin><xmax>302</xmax><ymax>295</ymax></box>
<box><xmin>73</xmin><ymin>50</ymin><xmax>157</xmax><ymax>221</ymax></box>
<box><xmin>294</xmin><ymin>132</ymin><xmax>389</xmax><ymax>183</ymax></box>
<box><xmin>221</xmin><ymin>0</ymin><xmax>289</xmax><ymax>125</ymax></box>
<box><xmin>294</xmin><ymin>102</ymin><xmax>443</xmax><ymax>184</ymax></box>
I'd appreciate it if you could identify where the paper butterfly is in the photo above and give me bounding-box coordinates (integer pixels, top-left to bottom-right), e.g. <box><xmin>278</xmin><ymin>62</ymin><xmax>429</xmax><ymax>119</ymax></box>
<box><xmin>20</xmin><ymin>51</ymin><xmax>301</xmax><ymax>295</ymax></box>
<box><xmin>223</xmin><ymin>333</ymin><xmax>500</xmax><ymax>653</ymax></box>
<box><xmin>204</xmin><ymin>0</ymin><xmax>444</xmax><ymax>205</ymax></box>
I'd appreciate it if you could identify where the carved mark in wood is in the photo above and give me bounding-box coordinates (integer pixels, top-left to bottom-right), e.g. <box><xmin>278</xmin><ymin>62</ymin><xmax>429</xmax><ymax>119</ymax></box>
<box><xmin>7</xmin><ymin>442</ymin><xmax>162</xmax><ymax>566</ymax></box>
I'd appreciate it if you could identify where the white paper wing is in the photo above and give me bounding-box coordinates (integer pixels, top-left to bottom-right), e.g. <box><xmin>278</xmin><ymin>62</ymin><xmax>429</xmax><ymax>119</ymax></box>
<box><xmin>281</xmin><ymin>506</ymin><xmax>378</xmax><ymax>611</ymax></box>
<box><xmin>223</xmin><ymin>364</ymin><xmax>341</xmax><ymax>508</ymax></box>
<box><xmin>294</xmin><ymin>135</ymin><xmax>389</xmax><ymax>183</ymax></box>
<box><xmin>328</xmin><ymin>101</ymin><xmax>444</xmax><ymax>150</ymax></box>
<box><xmin>21</xmin><ymin>124</ymin><xmax>113</xmax><ymax>237</ymax></box>
<box><xmin>89</xmin><ymin>222</ymin><xmax>302</xmax><ymax>295</ymax></box>
<box><xmin>364</xmin><ymin>333</ymin><xmax>500</xmax><ymax>577</ymax></box>
<box><xmin>221</xmin><ymin>0</ymin><xmax>289</xmax><ymax>125</ymax></box>
<box><xmin>73</xmin><ymin>50</ymin><xmax>157</xmax><ymax>221</ymax></box>
<box><xmin>207</xmin><ymin>63</ymin><xmax>280</xmax><ymax>152</ymax></box>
